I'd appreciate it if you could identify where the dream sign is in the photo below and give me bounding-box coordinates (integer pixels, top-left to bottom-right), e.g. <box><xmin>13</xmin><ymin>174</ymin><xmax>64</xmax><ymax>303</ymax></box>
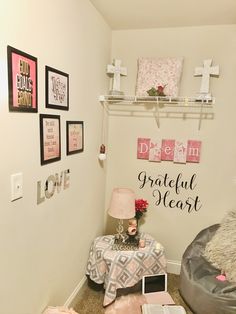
<box><xmin>137</xmin><ymin>138</ymin><xmax>201</xmax><ymax>164</ymax></box>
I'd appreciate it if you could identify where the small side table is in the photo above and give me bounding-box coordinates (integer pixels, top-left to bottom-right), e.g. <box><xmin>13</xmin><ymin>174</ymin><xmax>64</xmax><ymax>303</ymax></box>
<box><xmin>86</xmin><ymin>233</ymin><xmax>166</xmax><ymax>306</ymax></box>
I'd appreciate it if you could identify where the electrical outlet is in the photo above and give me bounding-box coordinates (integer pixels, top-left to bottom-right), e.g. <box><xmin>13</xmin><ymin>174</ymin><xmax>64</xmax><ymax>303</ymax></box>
<box><xmin>11</xmin><ymin>173</ymin><xmax>23</xmax><ymax>201</ymax></box>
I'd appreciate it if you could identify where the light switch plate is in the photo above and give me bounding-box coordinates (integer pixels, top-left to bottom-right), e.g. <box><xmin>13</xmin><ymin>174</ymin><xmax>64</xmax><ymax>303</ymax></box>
<box><xmin>11</xmin><ymin>173</ymin><xmax>23</xmax><ymax>201</ymax></box>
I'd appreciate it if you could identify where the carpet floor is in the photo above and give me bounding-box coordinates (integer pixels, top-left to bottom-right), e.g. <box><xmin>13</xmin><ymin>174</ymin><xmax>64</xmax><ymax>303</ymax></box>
<box><xmin>74</xmin><ymin>274</ymin><xmax>193</xmax><ymax>314</ymax></box>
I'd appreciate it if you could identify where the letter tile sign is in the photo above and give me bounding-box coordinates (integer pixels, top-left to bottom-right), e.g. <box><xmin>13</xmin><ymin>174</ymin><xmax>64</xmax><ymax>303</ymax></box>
<box><xmin>174</xmin><ymin>140</ymin><xmax>187</xmax><ymax>163</ymax></box>
<box><xmin>137</xmin><ymin>138</ymin><xmax>150</xmax><ymax>159</ymax></box>
<box><xmin>149</xmin><ymin>139</ymin><xmax>162</xmax><ymax>162</ymax></box>
<box><xmin>161</xmin><ymin>139</ymin><xmax>175</xmax><ymax>161</ymax></box>
<box><xmin>137</xmin><ymin>138</ymin><xmax>201</xmax><ymax>164</ymax></box>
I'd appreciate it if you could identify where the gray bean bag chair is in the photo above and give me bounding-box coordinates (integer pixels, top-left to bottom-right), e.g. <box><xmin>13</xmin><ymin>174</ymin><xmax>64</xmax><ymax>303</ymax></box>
<box><xmin>179</xmin><ymin>224</ymin><xmax>236</xmax><ymax>314</ymax></box>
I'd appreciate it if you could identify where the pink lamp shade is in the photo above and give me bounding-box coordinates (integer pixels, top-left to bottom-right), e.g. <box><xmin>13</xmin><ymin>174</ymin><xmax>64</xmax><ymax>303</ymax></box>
<box><xmin>108</xmin><ymin>188</ymin><xmax>135</xmax><ymax>219</ymax></box>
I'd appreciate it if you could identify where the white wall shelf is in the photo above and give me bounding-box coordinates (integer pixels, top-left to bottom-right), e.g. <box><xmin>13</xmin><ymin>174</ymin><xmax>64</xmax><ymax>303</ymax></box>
<box><xmin>99</xmin><ymin>95</ymin><xmax>214</xmax><ymax>130</ymax></box>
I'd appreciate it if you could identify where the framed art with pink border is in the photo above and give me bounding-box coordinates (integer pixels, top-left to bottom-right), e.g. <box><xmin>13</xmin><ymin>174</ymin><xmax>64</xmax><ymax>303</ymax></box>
<box><xmin>40</xmin><ymin>114</ymin><xmax>61</xmax><ymax>165</ymax></box>
<box><xmin>7</xmin><ymin>45</ymin><xmax>38</xmax><ymax>112</ymax></box>
<box><xmin>66</xmin><ymin>121</ymin><xmax>84</xmax><ymax>155</ymax></box>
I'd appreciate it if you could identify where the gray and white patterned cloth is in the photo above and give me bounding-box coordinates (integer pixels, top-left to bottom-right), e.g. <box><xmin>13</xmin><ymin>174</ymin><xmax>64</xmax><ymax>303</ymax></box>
<box><xmin>86</xmin><ymin>233</ymin><xmax>167</xmax><ymax>306</ymax></box>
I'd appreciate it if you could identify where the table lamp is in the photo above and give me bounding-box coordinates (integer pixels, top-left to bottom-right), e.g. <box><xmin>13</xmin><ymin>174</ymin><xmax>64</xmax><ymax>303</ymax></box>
<box><xmin>108</xmin><ymin>188</ymin><xmax>135</xmax><ymax>240</ymax></box>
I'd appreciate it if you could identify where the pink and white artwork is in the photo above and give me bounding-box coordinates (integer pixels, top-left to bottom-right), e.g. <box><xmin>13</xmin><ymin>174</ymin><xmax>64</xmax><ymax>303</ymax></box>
<box><xmin>161</xmin><ymin>139</ymin><xmax>175</xmax><ymax>161</ymax></box>
<box><xmin>8</xmin><ymin>46</ymin><xmax>38</xmax><ymax>112</ymax></box>
<box><xmin>187</xmin><ymin>140</ymin><xmax>201</xmax><ymax>163</ymax></box>
<box><xmin>174</xmin><ymin>140</ymin><xmax>187</xmax><ymax>163</ymax></box>
<box><xmin>136</xmin><ymin>57</ymin><xmax>184</xmax><ymax>97</ymax></box>
<box><xmin>149</xmin><ymin>139</ymin><xmax>162</xmax><ymax>162</ymax></box>
<box><xmin>137</xmin><ymin>137</ymin><xmax>202</xmax><ymax>164</ymax></box>
<box><xmin>137</xmin><ymin>138</ymin><xmax>150</xmax><ymax>159</ymax></box>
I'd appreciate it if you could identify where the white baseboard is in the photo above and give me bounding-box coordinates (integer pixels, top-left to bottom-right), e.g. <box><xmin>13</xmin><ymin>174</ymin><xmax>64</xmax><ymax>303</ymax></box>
<box><xmin>167</xmin><ymin>260</ymin><xmax>181</xmax><ymax>274</ymax></box>
<box><xmin>64</xmin><ymin>275</ymin><xmax>87</xmax><ymax>308</ymax></box>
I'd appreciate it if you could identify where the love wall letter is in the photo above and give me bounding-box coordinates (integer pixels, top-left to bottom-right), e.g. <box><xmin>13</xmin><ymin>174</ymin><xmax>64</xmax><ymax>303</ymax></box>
<box><xmin>37</xmin><ymin>169</ymin><xmax>70</xmax><ymax>205</ymax></box>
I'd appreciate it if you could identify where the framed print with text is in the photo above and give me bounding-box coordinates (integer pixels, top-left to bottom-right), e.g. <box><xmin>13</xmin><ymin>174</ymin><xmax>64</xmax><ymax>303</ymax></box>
<box><xmin>7</xmin><ymin>45</ymin><xmax>38</xmax><ymax>112</ymax></box>
<box><xmin>40</xmin><ymin>114</ymin><xmax>61</xmax><ymax>165</ymax></box>
<box><xmin>66</xmin><ymin>121</ymin><xmax>84</xmax><ymax>155</ymax></box>
<box><xmin>45</xmin><ymin>66</ymin><xmax>69</xmax><ymax>110</ymax></box>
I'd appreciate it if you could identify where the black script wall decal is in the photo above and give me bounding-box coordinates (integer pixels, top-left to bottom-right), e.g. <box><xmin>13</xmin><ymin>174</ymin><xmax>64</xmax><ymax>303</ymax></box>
<box><xmin>137</xmin><ymin>171</ymin><xmax>202</xmax><ymax>213</ymax></box>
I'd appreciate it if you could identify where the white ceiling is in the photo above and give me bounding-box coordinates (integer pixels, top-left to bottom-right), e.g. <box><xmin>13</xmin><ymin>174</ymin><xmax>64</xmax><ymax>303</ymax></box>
<box><xmin>90</xmin><ymin>0</ymin><xmax>236</xmax><ymax>30</ymax></box>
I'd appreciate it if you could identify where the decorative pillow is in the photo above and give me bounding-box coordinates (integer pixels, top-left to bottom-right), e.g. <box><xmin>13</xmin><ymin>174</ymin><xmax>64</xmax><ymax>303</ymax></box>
<box><xmin>204</xmin><ymin>209</ymin><xmax>236</xmax><ymax>282</ymax></box>
<box><xmin>135</xmin><ymin>57</ymin><xmax>184</xmax><ymax>97</ymax></box>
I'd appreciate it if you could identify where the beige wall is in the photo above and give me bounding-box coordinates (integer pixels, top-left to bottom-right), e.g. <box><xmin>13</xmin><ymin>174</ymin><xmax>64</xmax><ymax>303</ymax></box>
<box><xmin>0</xmin><ymin>1</ymin><xmax>111</xmax><ymax>313</ymax></box>
<box><xmin>105</xmin><ymin>25</ymin><xmax>236</xmax><ymax>269</ymax></box>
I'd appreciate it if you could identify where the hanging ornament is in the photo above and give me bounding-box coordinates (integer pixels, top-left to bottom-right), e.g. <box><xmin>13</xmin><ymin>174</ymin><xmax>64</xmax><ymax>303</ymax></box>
<box><xmin>98</xmin><ymin>101</ymin><xmax>107</xmax><ymax>162</ymax></box>
<box><xmin>98</xmin><ymin>144</ymin><xmax>106</xmax><ymax>161</ymax></box>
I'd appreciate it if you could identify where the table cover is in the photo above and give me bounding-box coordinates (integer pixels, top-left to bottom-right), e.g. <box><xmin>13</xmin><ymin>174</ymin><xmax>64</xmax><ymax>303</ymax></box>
<box><xmin>86</xmin><ymin>233</ymin><xmax>166</xmax><ymax>306</ymax></box>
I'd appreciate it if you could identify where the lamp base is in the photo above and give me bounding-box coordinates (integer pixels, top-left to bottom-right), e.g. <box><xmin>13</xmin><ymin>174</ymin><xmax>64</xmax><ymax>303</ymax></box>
<box><xmin>112</xmin><ymin>232</ymin><xmax>140</xmax><ymax>251</ymax></box>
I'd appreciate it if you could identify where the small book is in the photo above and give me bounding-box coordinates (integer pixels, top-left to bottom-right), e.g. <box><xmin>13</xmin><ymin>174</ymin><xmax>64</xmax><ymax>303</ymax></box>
<box><xmin>142</xmin><ymin>304</ymin><xmax>186</xmax><ymax>314</ymax></box>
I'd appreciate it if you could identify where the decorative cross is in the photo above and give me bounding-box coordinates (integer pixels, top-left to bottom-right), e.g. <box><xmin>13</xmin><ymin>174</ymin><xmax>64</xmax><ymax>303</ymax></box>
<box><xmin>194</xmin><ymin>59</ymin><xmax>219</xmax><ymax>99</ymax></box>
<box><xmin>107</xmin><ymin>59</ymin><xmax>127</xmax><ymax>94</ymax></box>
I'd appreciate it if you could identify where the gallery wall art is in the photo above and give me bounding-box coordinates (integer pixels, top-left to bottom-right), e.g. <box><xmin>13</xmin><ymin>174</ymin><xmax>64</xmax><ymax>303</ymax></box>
<box><xmin>45</xmin><ymin>66</ymin><xmax>69</xmax><ymax>110</ymax></box>
<box><xmin>66</xmin><ymin>121</ymin><xmax>84</xmax><ymax>155</ymax></box>
<box><xmin>39</xmin><ymin>114</ymin><xmax>61</xmax><ymax>165</ymax></box>
<box><xmin>7</xmin><ymin>45</ymin><xmax>38</xmax><ymax>112</ymax></box>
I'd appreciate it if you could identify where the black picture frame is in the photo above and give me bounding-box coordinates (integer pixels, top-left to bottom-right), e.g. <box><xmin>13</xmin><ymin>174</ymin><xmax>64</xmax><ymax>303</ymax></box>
<box><xmin>39</xmin><ymin>114</ymin><xmax>61</xmax><ymax>165</ymax></box>
<box><xmin>66</xmin><ymin>121</ymin><xmax>84</xmax><ymax>155</ymax></box>
<box><xmin>45</xmin><ymin>65</ymin><xmax>69</xmax><ymax>110</ymax></box>
<box><xmin>7</xmin><ymin>45</ymin><xmax>38</xmax><ymax>112</ymax></box>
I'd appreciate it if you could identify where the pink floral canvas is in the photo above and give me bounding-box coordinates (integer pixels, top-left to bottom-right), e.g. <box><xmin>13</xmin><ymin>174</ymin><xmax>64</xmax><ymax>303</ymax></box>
<box><xmin>136</xmin><ymin>57</ymin><xmax>184</xmax><ymax>97</ymax></box>
<box><xmin>187</xmin><ymin>140</ymin><xmax>201</xmax><ymax>163</ymax></box>
<box><xmin>174</xmin><ymin>140</ymin><xmax>187</xmax><ymax>163</ymax></box>
<box><xmin>149</xmin><ymin>139</ymin><xmax>162</xmax><ymax>162</ymax></box>
<box><xmin>137</xmin><ymin>138</ymin><xmax>150</xmax><ymax>159</ymax></box>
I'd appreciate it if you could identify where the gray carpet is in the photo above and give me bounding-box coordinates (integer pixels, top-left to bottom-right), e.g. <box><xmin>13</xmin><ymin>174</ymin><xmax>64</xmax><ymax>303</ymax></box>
<box><xmin>74</xmin><ymin>274</ymin><xmax>193</xmax><ymax>314</ymax></box>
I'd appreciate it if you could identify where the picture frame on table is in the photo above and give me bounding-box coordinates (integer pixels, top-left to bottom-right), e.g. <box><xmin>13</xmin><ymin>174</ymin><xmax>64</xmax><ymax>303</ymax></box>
<box><xmin>45</xmin><ymin>65</ymin><xmax>69</xmax><ymax>110</ymax></box>
<box><xmin>39</xmin><ymin>114</ymin><xmax>61</xmax><ymax>165</ymax></box>
<box><xmin>7</xmin><ymin>45</ymin><xmax>38</xmax><ymax>112</ymax></box>
<box><xmin>66</xmin><ymin>121</ymin><xmax>84</xmax><ymax>155</ymax></box>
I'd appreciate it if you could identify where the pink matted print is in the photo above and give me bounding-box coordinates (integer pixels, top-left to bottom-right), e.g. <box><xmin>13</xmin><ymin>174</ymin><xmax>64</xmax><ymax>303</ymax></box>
<box><xmin>174</xmin><ymin>140</ymin><xmax>187</xmax><ymax>163</ymax></box>
<box><xmin>8</xmin><ymin>46</ymin><xmax>37</xmax><ymax>112</ymax></box>
<box><xmin>187</xmin><ymin>140</ymin><xmax>201</xmax><ymax>163</ymax></box>
<box><xmin>43</xmin><ymin>119</ymin><xmax>60</xmax><ymax>161</ymax></box>
<box><xmin>137</xmin><ymin>138</ymin><xmax>150</xmax><ymax>159</ymax></box>
<box><xmin>67</xmin><ymin>121</ymin><xmax>84</xmax><ymax>155</ymax></box>
<box><xmin>161</xmin><ymin>139</ymin><xmax>175</xmax><ymax>161</ymax></box>
<box><xmin>149</xmin><ymin>139</ymin><xmax>162</xmax><ymax>162</ymax></box>
<box><xmin>40</xmin><ymin>114</ymin><xmax>61</xmax><ymax>165</ymax></box>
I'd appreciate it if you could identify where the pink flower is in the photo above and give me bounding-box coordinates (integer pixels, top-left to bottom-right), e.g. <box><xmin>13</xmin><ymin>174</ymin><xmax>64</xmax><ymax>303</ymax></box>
<box><xmin>157</xmin><ymin>85</ymin><xmax>164</xmax><ymax>92</ymax></box>
<box><xmin>135</xmin><ymin>199</ymin><xmax>149</xmax><ymax>220</ymax></box>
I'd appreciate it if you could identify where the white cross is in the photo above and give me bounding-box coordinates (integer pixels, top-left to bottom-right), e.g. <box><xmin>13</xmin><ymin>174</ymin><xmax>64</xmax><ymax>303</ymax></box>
<box><xmin>194</xmin><ymin>59</ymin><xmax>219</xmax><ymax>96</ymax></box>
<box><xmin>107</xmin><ymin>59</ymin><xmax>127</xmax><ymax>93</ymax></box>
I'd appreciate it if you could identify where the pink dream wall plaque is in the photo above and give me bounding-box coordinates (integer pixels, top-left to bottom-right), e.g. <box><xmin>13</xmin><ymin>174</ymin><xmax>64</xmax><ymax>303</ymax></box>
<box><xmin>137</xmin><ymin>138</ymin><xmax>201</xmax><ymax>163</ymax></box>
